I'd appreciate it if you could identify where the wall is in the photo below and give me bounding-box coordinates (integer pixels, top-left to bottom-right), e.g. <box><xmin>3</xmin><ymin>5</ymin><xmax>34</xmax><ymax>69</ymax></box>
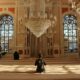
<box><xmin>0</xmin><ymin>0</ymin><xmax>79</xmax><ymax>58</ymax></box>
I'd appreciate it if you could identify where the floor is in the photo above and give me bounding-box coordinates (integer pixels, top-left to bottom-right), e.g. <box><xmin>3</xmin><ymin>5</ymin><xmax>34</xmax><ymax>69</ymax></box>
<box><xmin>0</xmin><ymin>58</ymin><xmax>80</xmax><ymax>80</ymax></box>
<box><xmin>0</xmin><ymin>53</ymin><xmax>80</xmax><ymax>80</ymax></box>
<box><xmin>0</xmin><ymin>64</ymin><xmax>80</xmax><ymax>74</ymax></box>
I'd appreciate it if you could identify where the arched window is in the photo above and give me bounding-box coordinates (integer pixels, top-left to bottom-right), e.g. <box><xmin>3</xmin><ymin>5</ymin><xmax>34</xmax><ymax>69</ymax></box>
<box><xmin>0</xmin><ymin>14</ymin><xmax>14</xmax><ymax>52</ymax></box>
<box><xmin>64</xmin><ymin>14</ymin><xmax>77</xmax><ymax>53</ymax></box>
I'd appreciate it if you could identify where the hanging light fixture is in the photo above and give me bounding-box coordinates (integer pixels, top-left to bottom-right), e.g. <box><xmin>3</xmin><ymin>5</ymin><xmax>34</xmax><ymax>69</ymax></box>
<box><xmin>26</xmin><ymin>19</ymin><xmax>51</xmax><ymax>37</ymax></box>
<box><xmin>25</xmin><ymin>0</ymin><xmax>51</xmax><ymax>37</ymax></box>
<box><xmin>76</xmin><ymin>3</ymin><xmax>80</xmax><ymax>14</ymax></box>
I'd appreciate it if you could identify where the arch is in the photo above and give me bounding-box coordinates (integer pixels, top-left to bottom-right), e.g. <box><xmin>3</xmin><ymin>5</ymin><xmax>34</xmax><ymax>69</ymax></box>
<box><xmin>0</xmin><ymin>11</ymin><xmax>14</xmax><ymax>17</ymax></box>
<box><xmin>63</xmin><ymin>14</ymin><xmax>77</xmax><ymax>53</ymax></box>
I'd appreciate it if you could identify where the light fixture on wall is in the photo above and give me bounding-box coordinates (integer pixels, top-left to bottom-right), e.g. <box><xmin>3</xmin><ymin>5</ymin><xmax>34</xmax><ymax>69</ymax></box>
<box><xmin>68</xmin><ymin>0</ymin><xmax>80</xmax><ymax>14</ymax></box>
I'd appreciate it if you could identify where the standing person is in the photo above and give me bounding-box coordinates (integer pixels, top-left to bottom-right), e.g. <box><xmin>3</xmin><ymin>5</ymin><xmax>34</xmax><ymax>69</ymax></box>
<box><xmin>35</xmin><ymin>54</ymin><xmax>46</xmax><ymax>73</ymax></box>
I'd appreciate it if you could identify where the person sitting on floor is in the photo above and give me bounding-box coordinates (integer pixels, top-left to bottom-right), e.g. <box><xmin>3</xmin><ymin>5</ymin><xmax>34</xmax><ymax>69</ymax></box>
<box><xmin>13</xmin><ymin>51</ymin><xmax>19</xmax><ymax>60</ymax></box>
<box><xmin>35</xmin><ymin>53</ymin><xmax>46</xmax><ymax>73</ymax></box>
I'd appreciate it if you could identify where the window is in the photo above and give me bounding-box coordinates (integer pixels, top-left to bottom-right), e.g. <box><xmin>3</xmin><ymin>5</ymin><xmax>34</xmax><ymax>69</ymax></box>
<box><xmin>0</xmin><ymin>15</ymin><xmax>14</xmax><ymax>52</ymax></box>
<box><xmin>64</xmin><ymin>14</ymin><xmax>77</xmax><ymax>53</ymax></box>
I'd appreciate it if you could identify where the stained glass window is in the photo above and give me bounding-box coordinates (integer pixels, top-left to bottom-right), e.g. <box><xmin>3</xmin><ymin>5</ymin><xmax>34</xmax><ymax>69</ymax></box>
<box><xmin>64</xmin><ymin>14</ymin><xmax>77</xmax><ymax>53</ymax></box>
<box><xmin>0</xmin><ymin>15</ymin><xmax>13</xmax><ymax>52</ymax></box>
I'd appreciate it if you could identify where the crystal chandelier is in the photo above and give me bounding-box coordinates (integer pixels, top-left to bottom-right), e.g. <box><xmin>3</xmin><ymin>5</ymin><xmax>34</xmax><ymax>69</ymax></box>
<box><xmin>26</xmin><ymin>19</ymin><xmax>51</xmax><ymax>37</ymax></box>
<box><xmin>25</xmin><ymin>0</ymin><xmax>51</xmax><ymax>37</ymax></box>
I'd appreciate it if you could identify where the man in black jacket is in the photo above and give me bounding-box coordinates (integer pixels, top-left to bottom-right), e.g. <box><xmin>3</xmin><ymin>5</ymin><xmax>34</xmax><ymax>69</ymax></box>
<box><xmin>35</xmin><ymin>54</ymin><xmax>46</xmax><ymax>73</ymax></box>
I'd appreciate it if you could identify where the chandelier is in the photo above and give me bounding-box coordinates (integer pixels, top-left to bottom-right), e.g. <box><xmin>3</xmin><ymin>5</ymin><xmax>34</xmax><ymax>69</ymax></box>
<box><xmin>25</xmin><ymin>0</ymin><xmax>51</xmax><ymax>37</ymax></box>
<box><xmin>26</xmin><ymin>19</ymin><xmax>51</xmax><ymax>37</ymax></box>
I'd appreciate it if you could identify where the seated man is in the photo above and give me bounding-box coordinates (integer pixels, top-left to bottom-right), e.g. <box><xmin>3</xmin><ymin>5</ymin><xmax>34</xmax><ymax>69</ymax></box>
<box><xmin>13</xmin><ymin>51</ymin><xmax>19</xmax><ymax>60</ymax></box>
<box><xmin>35</xmin><ymin>54</ymin><xmax>46</xmax><ymax>73</ymax></box>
